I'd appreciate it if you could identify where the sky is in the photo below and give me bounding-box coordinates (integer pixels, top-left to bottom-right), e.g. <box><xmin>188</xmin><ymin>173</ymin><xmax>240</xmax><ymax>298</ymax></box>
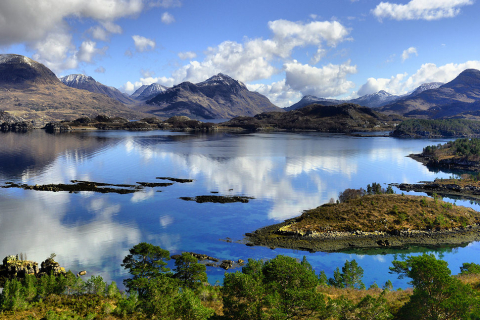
<box><xmin>0</xmin><ymin>0</ymin><xmax>479</xmax><ymax>107</ymax></box>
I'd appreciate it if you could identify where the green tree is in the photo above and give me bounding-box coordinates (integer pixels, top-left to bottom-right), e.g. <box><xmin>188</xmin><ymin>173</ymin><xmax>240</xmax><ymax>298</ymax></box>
<box><xmin>174</xmin><ymin>252</ymin><xmax>208</xmax><ymax>290</ymax></box>
<box><xmin>262</xmin><ymin>255</ymin><xmax>325</xmax><ymax>319</ymax></box>
<box><xmin>139</xmin><ymin>275</ymin><xmax>179</xmax><ymax>319</ymax></box>
<box><xmin>223</xmin><ymin>270</ymin><xmax>265</xmax><ymax>320</ymax></box>
<box><xmin>390</xmin><ymin>254</ymin><xmax>478</xmax><ymax>320</ymax></box>
<box><xmin>329</xmin><ymin>259</ymin><xmax>365</xmax><ymax>289</ymax></box>
<box><xmin>121</xmin><ymin>242</ymin><xmax>171</xmax><ymax>296</ymax></box>
<box><xmin>460</xmin><ymin>262</ymin><xmax>480</xmax><ymax>275</ymax></box>
<box><xmin>174</xmin><ymin>288</ymin><xmax>215</xmax><ymax>320</ymax></box>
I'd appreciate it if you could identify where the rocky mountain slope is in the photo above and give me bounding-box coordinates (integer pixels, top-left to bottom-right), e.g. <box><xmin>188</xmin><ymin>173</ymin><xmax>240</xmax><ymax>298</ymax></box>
<box><xmin>137</xmin><ymin>73</ymin><xmax>282</xmax><ymax>119</ymax></box>
<box><xmin>0</xmin><ymin>54</ymin><xmax>147</xmax><ymax>122</ymax></box>
<box><xmin>60</xmin><ymin>74</ymin><xmax>135</xmax><ymax>105</ymax></box>
<box><xmin>131</xmin><ymin>83</ymin><xmax>168</xmax><ymax>101</ymax></box>
<box><xmin>380</xmin><ymin>69</ymin><xmax>480</xmax><ymax>119</ymax></box>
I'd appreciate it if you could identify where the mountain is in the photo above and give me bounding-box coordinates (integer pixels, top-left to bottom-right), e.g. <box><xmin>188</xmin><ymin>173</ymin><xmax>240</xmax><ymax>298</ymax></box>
<box><xmin>131</xmin><ymin>83</ymin><xmax>168</xmax><ymax>101</ymax></box>
<box><xmin>60</xmin><ymin>74</ymin><xmax>135</xmax><ymax>105</ymax></box>
<box><xmin>380</xmin><ymin>69</ymin><xmax>480</xmax><ymax>119</ymax></box>
<box><xmin>224</xmin><ymin>103</ymin><xmax>396</xmax><ymax>132</ymax></box>
<box><xmin>284</xmin><ymin>95</ymin><xmax>342</xmax><ymax>111</ymax></box>
<box><xmin>137</xmin><ymin>73</ymin><xmax>282</xmax><ymax>119</ymax></box>
<box><xmin>407</xmin><ymin>82</ymin><xmax>444</xmax><ymax>97</ymax></box>
<box><xmin>350</xmin><ymin>90</ymin><xmax>400</xmax><ymax>108</ymax></box>
<box><xmin>0</xmin><ymin>54</ymin><xmax>148</xmax><ymax>122</ymax></box>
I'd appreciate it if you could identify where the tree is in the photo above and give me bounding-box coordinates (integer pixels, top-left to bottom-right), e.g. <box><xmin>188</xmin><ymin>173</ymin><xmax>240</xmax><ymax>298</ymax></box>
<box><xmin>460</xmin><ymin>262</ymin><xmax>480</xmax><ymax>275</ymax></box>
<box><xmin>262</xmin><ymin>255</ymin><xmax>325</xmax><ymax>319</ymax></box>
<box><xmin>390</xmin><ymin>254</ymin><xmax>478</xmax><ymax>320</ymax></box>
<box><xmin>174</xmin><ymin>288</ymin><xmax>214</xmax><ymax>320</ymax></box>
<box><xmin>174</xmin><ymin>252</ymin><xmax>208</xmax><ymax>290</ymax></box>
<box><xmin>121</xmin><ymin>242</ymin><xmax>171</xmax><ymax>296</ymax></box>
<box><xmin>223</xmin><ymin>270</ymin><xmax>265</xmax><ymax>320</ymax></box>
<box><xmin>329</xmin><ymin>259</ymin><xmax>365</xmax><ymax>289</ymax></box>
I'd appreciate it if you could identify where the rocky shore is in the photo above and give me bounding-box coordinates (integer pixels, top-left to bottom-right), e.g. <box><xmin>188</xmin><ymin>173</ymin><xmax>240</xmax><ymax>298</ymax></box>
<box><xmin>394</xmin><ymin>180</ymin><xmax>480</xmax><ymax>202</ymax></box>
<box><xmin>245</xmin><ymin>220</ymin><xmax>480</xmax><ymax>253</ymax></box>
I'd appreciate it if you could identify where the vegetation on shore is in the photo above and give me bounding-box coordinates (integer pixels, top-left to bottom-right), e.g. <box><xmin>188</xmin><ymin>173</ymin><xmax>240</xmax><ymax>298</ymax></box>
<box><xmin>422</xmin><ymin>138</ymin><xmax>480</xmax><ymax>162</ymax></box>
<box><xmin>281</xmin><ymin>183</ymin><xmax>480</xmax><ymax>234</ymax></box>
<box><xmin>2</xmin><ymin>243</ymin><xmax>480</xmax><ymax>319</ymax></box>
<box><xmin>391</xmin><ymin>119</ymin><xmax>480</xmax><ymax>138</ymax></box>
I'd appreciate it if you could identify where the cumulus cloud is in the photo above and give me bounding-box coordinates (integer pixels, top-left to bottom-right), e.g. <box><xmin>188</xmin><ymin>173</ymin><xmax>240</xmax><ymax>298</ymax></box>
<box><xmin>357</xmin><ymin>60</ymin><xmax>480</xmax><ymax>95</ymax></box>
<box><xmin>178</xmin><ymin>51</ymin><xmax>197</xmax><ymax>60</ymax></box>
<box><xmin>78</xmin><ymin>41</ymin><xmax>107</xmax><ymax>63</ymax></box>
<box><xmin>161</xmin><ymin>12</ymin><xmax>175</xmax><ymax>24</ymax></box>
<box><xmin>373</xmin><ymin>0</ymin><xmax>474</xmax><ymax>21</ymax></box>
<box><xmin>401</xmin><ymin>47</ymin><xmax>418</xmax><ymax>62</ymax></box>
<box><xmin>132</xmin><ymin>35</ymin><xmax>156</xmax><ymax>52</ymax></box>
<box><xmin>0</xmin><ymin>0</ymin><xmax>178</xmax><ymax>73</ymax></box>
<box><xmin>284</xmin><ymin>60</ymin><xmax>357</xmax><ymax>97</ymax></box>
<box><xmin>167</xmin><ymin>19</ymin><xmax>351</xmax><ymax>85</ymax></box>
<box><xmin>247</xmin><ymin>80</ymin><xmax>303</xmax><ymax>108</ymax></box>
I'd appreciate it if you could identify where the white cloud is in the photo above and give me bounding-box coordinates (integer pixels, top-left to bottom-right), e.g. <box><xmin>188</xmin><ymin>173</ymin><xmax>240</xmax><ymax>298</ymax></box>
<box><xmin>89</xmin><ymin>21</ymin><xmax>123</xmax><ymax>41</ymax></box>
<box><xmin>402</xmin><ymin>47</ymin><xmax>418</xmax><ymax>62</ymax></box>
<box><xmin>247</xmin><ymin>80</ymin><xmax>302</xmax><ymax>108</ymax></box>
<box><xmin>358</xmin><ymin>60</ymin><xmax>480</xmax><ymax>95</ymax></box>
<box><xmin>161</xmin><ymin>12</ymin><xmax>175</xmax><ymax>24</ymax></box>
<box><xmin>78</xmin><ymin>41</ymin><xmax>107</xmax><ymax>63</ymax></box>
<box><xmin>95</xmin><ymin>66</ymin><xmax>106</xmax><ymax>73</ymax></box>
<box><xmin>31</xmin><ymin>32</ymin><xmax>79</xmax><ymax>73</ymax></box>
<box><xmin>165</xmin><ymin>19</ymin><xmax>351</xmax><ymax>85</ymax></box>
<box><xmin>132</xmin><ymin>35</ymin><xmax>156</xmax><ymax>52</ymax></box>
<box><xmin>141</xmin><ymin>69</ymin><xmax>155</xmax><ymax>78</ymax></box>
<box><xmin>178</xmin><ymin>51</ymin><xmax>197</xmax><ymax>60</ymax></box>
<box><xmin>284</xmin><ymin>60</ymin><xmax>357</xmax><ymax>98</ymax></box>
<box><xmin>373</xmin><ymin>0</ymin><xmax>474</xmax><ymax>21</ymax></box>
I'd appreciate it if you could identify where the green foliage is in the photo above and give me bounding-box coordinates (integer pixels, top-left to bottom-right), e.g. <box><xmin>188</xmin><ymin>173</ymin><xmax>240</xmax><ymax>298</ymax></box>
<box><xmin>223</xmin><ymin>255</ymin><xmax>325</xmax><ymax>320</ymax></box>
<box><xmin>113</xmin><ymin>292</ymin><xmax>140</xmax><ymax>317</ymax></box>
<box><xmin>174</xmin><ymin>252</ymin><xmax>208</xmax><ymax>290</ymax></box>
<box><xmin>85</xmin><ymin>275</ymin><xmax>106</xmax><ymax>296</ymax></box>
<box><xmin>369</xmin><ymin>281</ymin><xmax>379</xmax><ymax>289</ymax></box>
<box><xmin>329</xmin><ymin>259</ymin><xmax>365</xmax><ymax>289</ymax></box>
<box><xmin>318</xmin><ymin>270</ymin><xmax>328</xmax><ymax>286</ymax></box>
<box><xmin>106</xmin><ymin>281</ymin><xmax>122</xmax><ymax>299</ymax></box>
<box><xmin>174</xmin><ymin>288</ymin><xmax>215</xmax><ymax>320</ymax></box>
<box><xmin>394</xmin><ymin>119</ymin><xmax>480</xmax><ymax>139</ymax></box>
<box><xmin>139</xmin><ymin>275</ymin><xmax>179</xmax><ymax>319</ymax></box>
<box><xmin>383</xmin><ymin>279</ymin><xmax>393</xmax><ymax>291</ymax></box>
<box><xmin>0</xmin><ymin>278</ymin><xmax>29</xmax><ymax>311</ymax></box>
<box><xmin>460</xmin><ymin>262</ymin><xmax>480</xmax><ymax>275</ymax></box>
<box><xmin>121</xmin><ymin>242</ymin><xmax>171</xmax><ymax>297</ymax></box>
<box><xmin>390</xmin><ymin>253</ymin><xmax>479</xmax><ymax>320</ymax></box>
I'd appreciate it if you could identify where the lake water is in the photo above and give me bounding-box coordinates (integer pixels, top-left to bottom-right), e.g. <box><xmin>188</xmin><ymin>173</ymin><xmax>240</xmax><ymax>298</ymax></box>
<box><xmin>1</xmin><ymin>130</ymin><xmax>479</xmax><ymax>289</ymax></box>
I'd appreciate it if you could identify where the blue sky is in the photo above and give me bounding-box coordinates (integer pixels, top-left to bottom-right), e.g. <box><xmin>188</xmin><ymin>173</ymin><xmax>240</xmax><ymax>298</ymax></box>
<box><xmin>1</xmin><ymin>0</ymin><xmax>479</xmax><ymax>107</ymax></box>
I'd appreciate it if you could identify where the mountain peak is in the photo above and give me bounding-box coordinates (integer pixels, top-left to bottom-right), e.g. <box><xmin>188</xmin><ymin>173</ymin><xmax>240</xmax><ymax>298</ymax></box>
<box><xmin>0</xmin><ymin>53</ymin><xmax>59</xmax><ymax>86</ymax></box>
<box><xmin>197</xmin><ymin>73</ymin><xmax>247</xmax><ymax>89</ymax></box>
<box><xmin>60</xmin><ymin>74</ymin><xmax>95</xmax><ymax>85</ymax></box>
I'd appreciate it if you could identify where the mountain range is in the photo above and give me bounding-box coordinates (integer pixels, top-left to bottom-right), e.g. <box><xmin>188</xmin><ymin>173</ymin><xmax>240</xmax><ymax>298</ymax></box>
<box><xmin>286</xmin><ymin>82</ymin><xmax>444</xmax><ymax>111</ymax></box>
<box><xmin>379</xmin><ymin>69</ymin><xmax>480</xmax><ymax>119</ymax></box>
<box><xmin>131</xmin><ymin>83</ymin><xmax>168</xmax><ymax>101</ymax></box>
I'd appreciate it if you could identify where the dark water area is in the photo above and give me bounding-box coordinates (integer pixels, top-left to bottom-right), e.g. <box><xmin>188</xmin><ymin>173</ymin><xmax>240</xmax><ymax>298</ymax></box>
<box><xmin>0</xmin><ymin>130</ymin><xmax>479</xmax><ymax>289</ymax></box>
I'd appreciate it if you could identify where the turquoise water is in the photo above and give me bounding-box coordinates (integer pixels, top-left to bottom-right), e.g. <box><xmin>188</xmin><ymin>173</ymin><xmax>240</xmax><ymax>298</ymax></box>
<box><xmin>0</xmin><ymin>130</ymin><xmax>478</xmax><ymax>289</ymax></box>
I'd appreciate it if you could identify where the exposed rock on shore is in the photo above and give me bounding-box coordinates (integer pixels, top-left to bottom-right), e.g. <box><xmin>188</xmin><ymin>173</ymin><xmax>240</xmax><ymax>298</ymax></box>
<box><xmin>245</xmin><ymin>193</ymin><xmax>480</xmax><ymax>252</ymax></box>
<box><xmin>179</xmin><ymin>195</ymin><xmax>254</xmax><ymax>203</ymax></box>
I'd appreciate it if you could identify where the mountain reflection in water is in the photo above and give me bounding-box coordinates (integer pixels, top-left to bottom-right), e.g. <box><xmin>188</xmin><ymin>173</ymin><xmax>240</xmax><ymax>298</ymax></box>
<box><xmin>0</xmin><ymin>130</ymin><xmax>479</xmax><ymax>288</ymax></box>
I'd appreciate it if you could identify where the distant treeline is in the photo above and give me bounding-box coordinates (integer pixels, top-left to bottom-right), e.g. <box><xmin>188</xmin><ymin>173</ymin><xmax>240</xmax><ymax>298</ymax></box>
<box><xmin>391</xmin><ymin>119</ymin><xmax>480</xmax><ymax>138</ymax></box>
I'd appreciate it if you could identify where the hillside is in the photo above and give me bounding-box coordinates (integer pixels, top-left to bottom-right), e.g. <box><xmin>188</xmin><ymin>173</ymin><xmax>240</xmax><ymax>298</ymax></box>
<box><xmin>137</xmin><ymin>73</ymin><xmax>282</xmax><ymax>119</ymax></box>
<box><xmin>131</xmin><ymin>83</ymin><xmax>168</xmax><ymax>101</ymax></box>
<box><xmin>0</xmin><ymin>54</ymin><xmax>149</xmax><ymax>122</ymax></box>
<box><xmin>380</xmin><ymin>69</ymin><xmax>480</xmax><ymax>118</ymax></box>
<box><xmin>223</xmin><ymin>103</ymin><xmax>398</xmax><ymax>132</ymax></box>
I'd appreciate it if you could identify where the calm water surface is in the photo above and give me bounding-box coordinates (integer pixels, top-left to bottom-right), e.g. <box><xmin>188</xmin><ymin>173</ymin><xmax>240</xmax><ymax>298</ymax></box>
<box><xmin>0</xmin><ymin>130</ymin><xmax>479</xmax><ymax>289</ymax></box>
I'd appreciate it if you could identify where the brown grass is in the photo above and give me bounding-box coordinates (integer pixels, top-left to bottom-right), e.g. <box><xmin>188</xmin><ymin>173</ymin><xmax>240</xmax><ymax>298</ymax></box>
<box><xmin>288</xmin><ymin>194</ymin><xmax>480</xmax><ymax>233</ymax></box>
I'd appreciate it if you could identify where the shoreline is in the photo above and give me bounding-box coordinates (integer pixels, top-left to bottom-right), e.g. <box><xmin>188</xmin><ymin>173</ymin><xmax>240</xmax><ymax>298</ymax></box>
<box><xmin>245</xmin><ymin>220</ymin><xmax>480</xmax><ymax>253</ymax></box>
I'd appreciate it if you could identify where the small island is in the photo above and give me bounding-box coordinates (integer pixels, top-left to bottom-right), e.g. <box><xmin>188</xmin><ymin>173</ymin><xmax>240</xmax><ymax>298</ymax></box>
<box><xmin>246</xmin><ymin>185</ymin><xmax>480</xmax><ymax>252</ymax></box>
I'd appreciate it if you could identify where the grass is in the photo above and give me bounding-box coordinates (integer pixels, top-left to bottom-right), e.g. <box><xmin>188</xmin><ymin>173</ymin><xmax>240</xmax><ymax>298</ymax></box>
<box><xmin>286</xmin><ymin>194</ymin><xmax>480</xmax><ymax>233</ymax></box>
